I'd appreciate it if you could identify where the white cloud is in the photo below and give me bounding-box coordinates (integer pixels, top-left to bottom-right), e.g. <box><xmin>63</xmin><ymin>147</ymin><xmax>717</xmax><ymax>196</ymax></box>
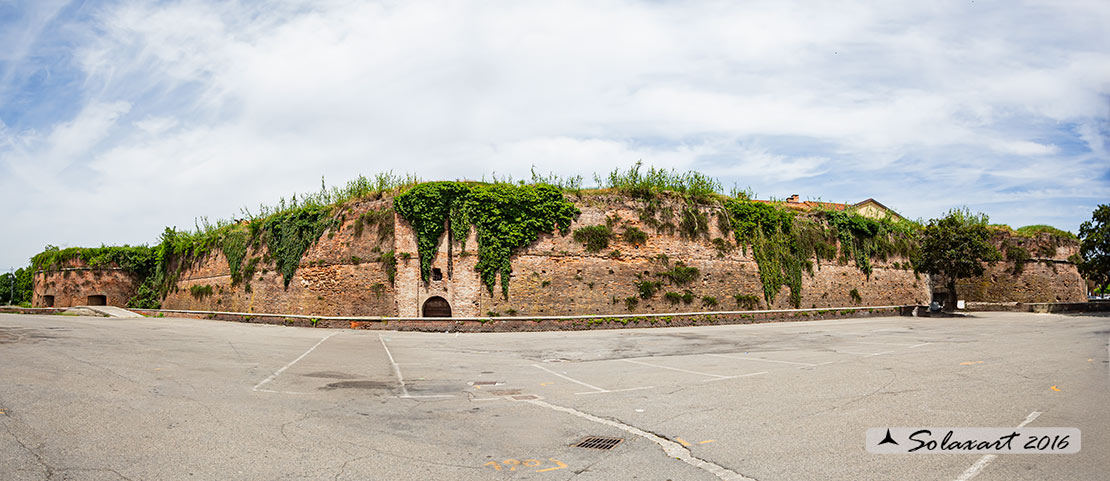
<box><xmin>0</xmin><ymin>0</ymin><xmax>1108</xmax><ymax>267</ymax></box>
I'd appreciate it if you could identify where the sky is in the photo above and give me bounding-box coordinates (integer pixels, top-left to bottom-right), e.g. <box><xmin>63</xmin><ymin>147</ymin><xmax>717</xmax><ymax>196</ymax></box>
<box><xmin>1</xmin><ymin>0</ymin><xmax>1108</xmax><ymax>269</ymax></box>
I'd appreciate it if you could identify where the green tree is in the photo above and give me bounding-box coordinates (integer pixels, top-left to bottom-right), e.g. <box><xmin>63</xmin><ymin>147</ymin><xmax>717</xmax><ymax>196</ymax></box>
<box><xmin>916</xmin><ymin>208</ymin><xmax>1001</xmax><ymax>310</ymax></box>
<box><xmin>0</xmin><ymin>272</ymin><xmax>13</xmax><ymax>305</ymax></box>
<box><xmin>1078</xmin><ymin>204</ymin><xmax>1110</xmax><ymax>295</ymax></box>
<box><xmin>1</xmin><ymin>268</ymin><xmax>33</xmax><ymax>306</ymax></box>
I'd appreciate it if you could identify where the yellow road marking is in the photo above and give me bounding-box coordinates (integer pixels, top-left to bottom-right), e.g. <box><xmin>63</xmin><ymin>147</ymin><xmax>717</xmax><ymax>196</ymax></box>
<box><xmin>540</xmin><ymin>382</ymin><xmax>554</xmax><ymax>386</ymax></box>
<box><xmin>1050</xmin><ymin>385</ymin><xmax>1061</xmax><ymax>391</ymax></box>
<box><xmin>698</xmin><ymin>440</ymin><xmax>715</xmax><ymax>445</ymax></box>
<box><xmin>675</xmin><ymin>437</ymin><xmax>692</xmax><ymax>447</ymax></box>
<box><xmin>959</xmin><ymin>361</ymin><xmax>984</xmax><ymax>366</ymax></box>
<box><xmin>535</xmin><ymin>458</ymin><xmax>568</xmax><ymax>472</ymax></box>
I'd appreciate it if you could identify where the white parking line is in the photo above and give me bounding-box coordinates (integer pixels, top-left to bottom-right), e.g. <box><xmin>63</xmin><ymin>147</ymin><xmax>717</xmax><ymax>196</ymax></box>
<box><xmin>909</xmin><ymin>343</ymin><xmax>930</xmax><ymax>349</ymax></box>
<box><xmin>708</xmin><ymin>353</ymin><xmax>818</xmax><ymax>366</ymax></box>
<box><xmin>845</xmin><ymin>340</ymin><xmax>919</xmax><ymax>347</ymax></box>
<box><xmin>255</xmin><ymin>388</ymin><xmax>311</xmax><ymax>395</ymax></box>
<box><xmin>954</xmin><ymin>411</ymin><xmax>1041</xmax><ymax>481</ymax></box>
<box><xmin>576</xmin><ymin>386</ymin><xmax>656</xmax><ymax>395</ymax></box>
<box><xmin>533</xmin><ymin>364</ymin><xmax>607</xmax><ymax>392</ymax></box>
<box><xmin>622</xmin><ymin>359</ymin><xmax>730</xmax><ymax>379</ymax></box>
<box><xmin>381</xmin><ymin>333</ymin><xmax>454</xmax><ymax>399</ymax></box>
<box><xmin>253</xmin><ymin>332</ymin><xmax>338</xmax><ymax>392</ymax></box>
<box><xmin>532</xmin><ymin>364</ymin><xmax>654</xmax><ymax>395</ymax></box>
<box><xmin>701</xmin><ymin>371</ymin><xmax>767</xmax><ymax>383</ymax></box>
<box><xmin>834</xmin><ymin>350</ymin><xmax>877</xmax><ymax>356</ymax></box>
<box><xmin>863</xmin><ymin>351</ymin><xmax>895</xmax><ymax>357</ymax></box>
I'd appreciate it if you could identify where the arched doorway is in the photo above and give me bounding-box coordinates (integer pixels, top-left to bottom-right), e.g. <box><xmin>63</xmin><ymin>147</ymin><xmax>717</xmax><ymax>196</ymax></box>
<box><xmin>422</xmin><ymin>296</ymin><xmax>451</xmax><ymax>317</ymax></box>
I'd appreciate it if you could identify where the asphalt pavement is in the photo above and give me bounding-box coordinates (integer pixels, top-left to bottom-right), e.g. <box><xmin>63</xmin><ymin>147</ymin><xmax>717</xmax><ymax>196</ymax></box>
<box><xmin>1</xmin><ymin>310</ymin><xmax>1107</xmax><ymax>480</ymax></box>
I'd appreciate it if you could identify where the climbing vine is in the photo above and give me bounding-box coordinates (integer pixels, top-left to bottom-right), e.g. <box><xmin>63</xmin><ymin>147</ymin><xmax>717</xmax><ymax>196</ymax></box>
<box><xmin>721</xmin><ymin>199</ymin><xmax>915</xmax><ymax>308</ymax></box>
<box><xmin>393</xmin><ymin>182</ymin><xmax>471</xmax><ymax>282</ymax></box>
<box><xmin>394</xmin><ymin>182</ymin><xmax>579</xmax><ymax>296</ymax></box>
<box><xmin>258</xmin><ymin>205</ymin><xmax>339</xmax><ymax>287</ymax></box>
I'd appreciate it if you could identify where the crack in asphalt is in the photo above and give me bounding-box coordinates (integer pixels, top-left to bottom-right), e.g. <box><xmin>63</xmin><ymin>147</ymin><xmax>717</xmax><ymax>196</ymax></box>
<box><xmin>526</xmin><ymin>398</ymin><xmax>758</xmax><ymax>481</ymax></box>
<box><xmin>802</xmin><ymin>368</ymin><xmax>899</xmax><ymax>418</ymax></box>
<box><xmin>2</xmin><ymin>419</ymin><xmax>55</xmax><ymax>479</ymax></box>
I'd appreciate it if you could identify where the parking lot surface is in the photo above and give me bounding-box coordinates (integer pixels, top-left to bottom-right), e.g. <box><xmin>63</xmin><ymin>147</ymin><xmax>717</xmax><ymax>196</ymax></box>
<box><xmin>1</xmin><ymin>311</ymin><xmax>1107</xmax><ymax>480</ymax></box>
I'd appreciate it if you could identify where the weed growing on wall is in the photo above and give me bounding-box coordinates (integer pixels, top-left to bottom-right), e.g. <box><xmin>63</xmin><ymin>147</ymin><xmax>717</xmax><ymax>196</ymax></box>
<box><xmin>379</xmin><ymin>250</ymin><xmax>397</xmax><ymax>285</ymax></box>
<box><xmin>635</xmin><ymin>280</ymin><xmax>663</xmax><ymax>299</ymax></box>
<box><xmin>595</xmin><ymin>161</ymin><xmax>722</xmax><ymax>203</ymax></box>
<box><xmin>573</xmin><ymin>225</ymin><xmax>613</xmax><ymax>252</ymax></box>
<box><xmin>622</xmin><ymin>226</ymin><xmax>648</xmax><ymax>247</ymax></box>
<box><xmin>679</xmin><ymin>206</ymin><xmax>709</xmax><ymax>239</ymax></box>
<box><xmin>657</xmin><ymin>261</ymin><xmax>700</xmax><ymax>286</ymax></box>
<box><xmin>733</xmin><ymin>293</ymin><xmax>760</xmax><ymax>310</ymax></box>
<box><xmin>1005</xmin><ymin>244</ymin><xmax>1031</xmax><ymax>275</ymax></box>
<box><xmin>189</xmin><ymin>284</ymin><xmax>213</xmax><ymax>299</ymax></box>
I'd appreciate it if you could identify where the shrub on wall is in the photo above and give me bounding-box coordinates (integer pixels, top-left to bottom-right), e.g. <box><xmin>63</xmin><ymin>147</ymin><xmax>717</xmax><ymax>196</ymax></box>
<box><xmin>622</xmin><ymin>226</ymin><xmax>648</xmax><ymax>247</ymax></box>
<box><xmin>1005</xmin><ymin>244</ymin><xmax>1031</xmax><ymax>275</ymax></box>
<box><xmin>849</xmin><ymin>288</ymin><xmax>862</xmax><ymax>304</ymax></box>
<box><xmin>573</xmin><ymin>225</ymin><xmax>613</xmax><ymax>252</ymax></box>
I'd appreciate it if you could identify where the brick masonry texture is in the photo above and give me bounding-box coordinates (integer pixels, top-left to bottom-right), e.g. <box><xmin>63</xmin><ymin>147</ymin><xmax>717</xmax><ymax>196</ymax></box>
<box><xmin>162</xmin><ymin>197</ymin><xmax>397</xmax><ymax>316</ymax></box>
<box><xmin>165</xmin><ymin>193</ymin><xmax>930</xmax><ymax>317</ymax></box>
<box><xmin>35</xmin><ymin>192</ymin><xmax>1084</xmax><ymax>315</ymax></box>
<box><xmin>954</xmin><ymin>231</ymin><xmax>1085</xmax><ymax>303</ymax></box>
<box><xmin>33</xmin><ymin>257</ymin><xmax>140</xmax><ymax>308</ymax></box>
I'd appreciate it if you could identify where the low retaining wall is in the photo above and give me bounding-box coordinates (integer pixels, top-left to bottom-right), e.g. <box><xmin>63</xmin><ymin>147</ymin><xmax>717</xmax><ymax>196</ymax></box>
<box><xmin>0</xmin><ymin>306</ymin><xmax>68</xmax><ymax>315</ymax></box>
<box><xmin>132</xmin><ymin>305</ymin><xmax>913</xmax><ymax>332</ymax></box>
<box><xmin>964</xmin><ymin>300</ymin><xmax>1110</xmax><ymax>314</ymax></box>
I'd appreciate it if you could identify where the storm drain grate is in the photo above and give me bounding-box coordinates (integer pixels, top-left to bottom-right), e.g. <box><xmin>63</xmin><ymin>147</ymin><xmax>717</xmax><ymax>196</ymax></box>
<box><xmin>573</xmin><ymin>436</ymin><xmax>624</xmax><ymax>450</ymax></box>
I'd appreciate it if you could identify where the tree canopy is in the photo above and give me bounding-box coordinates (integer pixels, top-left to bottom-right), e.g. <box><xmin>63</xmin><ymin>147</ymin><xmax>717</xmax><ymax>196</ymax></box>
<box><xmin>916</xmin><ymin>208</ymin><xmax>1001</xmax><ymax>308</ymax></box>
<box><xmin>1078</xmin><ymin>204</ymin><xmax>1110</xmax><ymax>293</ymax></box>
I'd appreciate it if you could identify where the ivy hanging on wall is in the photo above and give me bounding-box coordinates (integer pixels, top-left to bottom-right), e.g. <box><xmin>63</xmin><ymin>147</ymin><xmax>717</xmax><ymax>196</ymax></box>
<box><xmin>394</xmin><ymin>182</ymin><xmax>580</xmax><ymax>297</ymax></box>
<box><xmin>722</xmin><ymin>198</ymin><xmax>918</xmax><ymax>308</ymax></box>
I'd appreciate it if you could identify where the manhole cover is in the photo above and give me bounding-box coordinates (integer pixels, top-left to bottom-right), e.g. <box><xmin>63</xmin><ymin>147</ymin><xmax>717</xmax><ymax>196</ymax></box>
<box><xmin>573</xmin><ymin>436</ymin><xmax>623</xmax><ymax>450</ymax></box>
<box><xmin>488</xmin><ymin>389</ymin><xmax>522</xmax><ymax>396</ymax></box>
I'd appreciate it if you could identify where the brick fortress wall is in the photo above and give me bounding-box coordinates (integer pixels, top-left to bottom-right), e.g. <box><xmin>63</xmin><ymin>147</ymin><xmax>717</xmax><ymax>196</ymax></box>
<box><xmin>33</xmin><ymin>258</ymin><xmax>140</xmax><ymax>308</ymax></box>
<box><xmin>161</xmin><ymin>197</ymin><xmax>398</xmax><ymax>316</ymax></box>
<box><xmin>32</xmin><ymin>192</ymin><xmax>1084</xmax><ymax>314</ymax></box>
<box><xmin>954</xmin><ymin>231</ymin><xmax>1085</xmax><ymax>303</ymax></box>
<box><xmin>162</xmin><ymin>193</ymin><xmax>931</xmax><ymax>317</ymax></box>
<box><xmin>433</xmin><ymin>195</ymin><xmax>930</xmax><ymax>317</ymax></box>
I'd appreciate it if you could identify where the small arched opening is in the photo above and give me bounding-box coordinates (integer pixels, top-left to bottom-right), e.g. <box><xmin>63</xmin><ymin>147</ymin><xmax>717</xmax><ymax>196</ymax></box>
<box><xmin>422</xmin><ymin>296</ymin><xmax>451</xmax><ymax>318</ymax></box>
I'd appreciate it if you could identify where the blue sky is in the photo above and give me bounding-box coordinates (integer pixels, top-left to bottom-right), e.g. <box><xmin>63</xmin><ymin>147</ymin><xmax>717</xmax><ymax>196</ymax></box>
<box><xmin>1</xmin><ymin>0</ymin><xmax>1108</xmax><ymax>269</ymax></box>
